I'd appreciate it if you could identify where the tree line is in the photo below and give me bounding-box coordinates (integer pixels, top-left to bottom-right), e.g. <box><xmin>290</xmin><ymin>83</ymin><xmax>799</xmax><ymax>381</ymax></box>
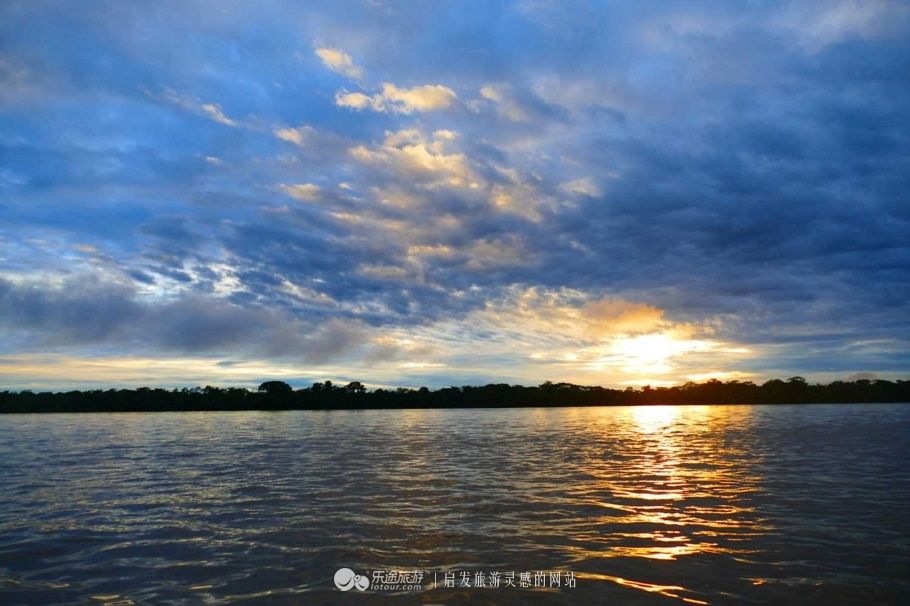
<box><xmin>1</xmin><ymin>377</ymin><xmax>908</xmax><ymax>413</ymax></box>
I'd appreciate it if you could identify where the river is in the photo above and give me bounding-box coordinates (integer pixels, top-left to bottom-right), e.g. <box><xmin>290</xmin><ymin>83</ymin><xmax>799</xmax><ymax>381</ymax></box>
<box><xmin>1</xmin><ymin>404</ymin><xmax>908</xmax><ymax>604</ymax></box>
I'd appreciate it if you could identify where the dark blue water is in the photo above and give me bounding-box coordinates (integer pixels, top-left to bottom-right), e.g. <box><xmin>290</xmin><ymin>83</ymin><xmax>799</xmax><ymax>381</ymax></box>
<box><xmin>1</xmin><ymin>404</ymin><xmax>909</xmax><ymax>605</ymax></box>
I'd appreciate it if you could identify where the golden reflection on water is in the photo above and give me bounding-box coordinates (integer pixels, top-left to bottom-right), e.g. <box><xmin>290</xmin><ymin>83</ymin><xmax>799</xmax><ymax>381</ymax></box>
<box><xmin>629</xmin><ymin>403</ymin><xmax>684</xmax><ymax>432</ymax></box>
<box><xmin>567</xmin><ymin>405</ymin><xmax>770</xmax><ymax>603</ymax></box>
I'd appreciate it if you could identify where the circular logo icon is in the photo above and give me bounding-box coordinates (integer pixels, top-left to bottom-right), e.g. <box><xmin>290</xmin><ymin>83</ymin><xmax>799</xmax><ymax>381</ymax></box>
<box><xmin>334</xmin><ymin>568</ymin><xmax>370</xmax><ymax>591</ymax></box>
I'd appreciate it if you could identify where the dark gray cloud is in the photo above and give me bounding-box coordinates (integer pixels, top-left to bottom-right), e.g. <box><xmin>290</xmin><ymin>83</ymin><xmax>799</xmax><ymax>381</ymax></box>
<box><xmin>0</xmin><ymin>277</ymin><xmax>368</xmax><ymax>363</ymax></box>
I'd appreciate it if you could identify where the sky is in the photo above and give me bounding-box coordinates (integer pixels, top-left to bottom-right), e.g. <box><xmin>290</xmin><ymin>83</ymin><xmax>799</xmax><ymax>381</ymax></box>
<box><xmin>0</xmin><ymin>0</ymin><xmax>908</xmax><ymax>390</ymax></box>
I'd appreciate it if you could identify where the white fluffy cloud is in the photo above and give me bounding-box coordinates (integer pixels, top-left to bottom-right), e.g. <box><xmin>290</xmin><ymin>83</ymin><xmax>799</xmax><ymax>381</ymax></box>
<box><xmin>314</xmin><ymin>46</ymin><xmax>364</xmax><ymax>80</ymax></box>
<box><xmin>313</xmin><ymin>46</ymin><xmax>455</xmax><ymax>114</ymax></box>
<box><xmin>274</xmin><ymin>125</ymin><xmax>317</xmax><ymax>146</ymax></box>
<box><xmin>336</xmin><ymin>83</ymin><xmax>457</xmax><ymax>114</ymax></box>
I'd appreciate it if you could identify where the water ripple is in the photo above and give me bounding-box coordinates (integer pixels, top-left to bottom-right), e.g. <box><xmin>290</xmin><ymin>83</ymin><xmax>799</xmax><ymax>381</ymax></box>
<box><xmin>1</xmin><ymin>404</ymin><xmax>909</xmax><ymax>604</ymax></box>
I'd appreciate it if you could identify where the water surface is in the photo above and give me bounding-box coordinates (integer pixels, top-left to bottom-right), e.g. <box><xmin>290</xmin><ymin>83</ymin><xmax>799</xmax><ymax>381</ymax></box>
<box><xmin>1</xmin><ymin>404</ymin><xmax>909</xmax><ymax>604</ymax></box>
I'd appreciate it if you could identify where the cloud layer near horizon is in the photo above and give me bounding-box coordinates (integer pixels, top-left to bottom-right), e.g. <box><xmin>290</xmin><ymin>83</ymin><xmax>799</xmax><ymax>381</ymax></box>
<box><xmin>1</xmin><ymin>0</ymin><xmax>908</xmax><ymax>389</ymax></box>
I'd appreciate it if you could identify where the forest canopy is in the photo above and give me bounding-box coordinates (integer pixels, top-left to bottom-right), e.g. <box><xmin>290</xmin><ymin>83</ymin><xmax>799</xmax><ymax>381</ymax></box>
<box><xmin>1</xmin><ymin>377</ymin><xmax>908</xmax><ymax>413</ymax></box>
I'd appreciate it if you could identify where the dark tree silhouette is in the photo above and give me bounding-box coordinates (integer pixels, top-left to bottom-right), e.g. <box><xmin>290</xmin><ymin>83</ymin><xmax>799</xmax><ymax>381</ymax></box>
<box><xmin>258</xmin><ymin>381</ymin><xmax>293</xmax><ymax>395</ymax></box>
<box><xmin>344</xmin><ymin>381</ymin><xmax>366</xmax><ymax>394</ymax></box>
<box><xmin>1</xmin><ymin>377</ymin><xmax>908</xmax><ymax>413</ymax></box>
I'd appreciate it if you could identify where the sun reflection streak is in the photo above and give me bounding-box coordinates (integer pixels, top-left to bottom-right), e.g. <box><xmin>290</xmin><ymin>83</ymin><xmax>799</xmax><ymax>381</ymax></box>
<box><xmin>630</xmin><ymin>404</ymin><xmax>682</xmax><ymax>433</ymax></box>
<box><xmin>566</xmin><ymin>405</ymin><xmax>770</xmax><ymax>603</ymax></box>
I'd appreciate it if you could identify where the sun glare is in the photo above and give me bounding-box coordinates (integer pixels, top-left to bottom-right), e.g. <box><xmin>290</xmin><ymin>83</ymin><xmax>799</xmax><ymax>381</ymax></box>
<box><xmin>630</xmin><ymin>404</ymin><xmax>680</xmax><ymax>432</ymax></box>
<box><xmin>611</xmin><ymin>333</ymin><xmax>713</xmax><ymax>375</ymax></box>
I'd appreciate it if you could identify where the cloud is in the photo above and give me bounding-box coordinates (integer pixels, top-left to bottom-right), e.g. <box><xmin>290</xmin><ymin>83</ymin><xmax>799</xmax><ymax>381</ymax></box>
<box><xmin>314</xmin><ymin>46</ymin><xmax>364</xmax><ymax>80</ymax></box>
<box><xmin>349</xmin><ymin>128</ymin><xmax>478</xmax><ymax>188</ymax></box>
<box><xmin>274</xmin><ymin>125</ymin><xmax>317</xmax><ymax>146</ymax></box>
<box><xmin>476</xmin><ymin>83</ymin><xmax>536</xmax><ymax>122</ymax></box>
<box><xmin>199</xmin><ymin>102</ymin><xmax>238</xmax><ymax>126</ymax></box>
<box><xmin>560</xmin><ymin>177</ymin><xmax>601</xmax><ymax>198</ymax></box>
<box><xmin>146</xmin><ymin>87</ymin><xmax>241</xmax><ymax>127</ymax></box>
<box><xmin>361</xmin><ymin>286</ymin><xmax>751</xmax><ymax>386</ymax></box>
<box><xmin>0</xmin><ymin>275</ymin><xmax>368</xmax><ymax>362</ymax></box>
<box><xmin>336</xmin><ymin>83</ymin><xmax>457</xmax><ymax>113</ymax></box>
<box><xmin>0</xmin><ymin>56</ymin><xmax>63</xmax><ymax>105</ymax></box>
<box><xmin>279</xmin><ymin>182</ymin><xmax>322</xmax><ymax>202</ymax></box>
<box><xmin>583</xmin><ymin>297</ymin><xmax>665</xmax><ymax>335</ymax></box>
<box><xmin>779</xmin><ymin>0</ymin><xmax>910</xmax><ymax>52</ymax></box>
<box><xmin>333</xmin><ymin>91</ymin><xmax>373</xmax><ymax>110</ymax></box>
<box><xmin>474</xmin><ymin>288</ymin><xmax>670</xmax><ymax>342</ymax></box>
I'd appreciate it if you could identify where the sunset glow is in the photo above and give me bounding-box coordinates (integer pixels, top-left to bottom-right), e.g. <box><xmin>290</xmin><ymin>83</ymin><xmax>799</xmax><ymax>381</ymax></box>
<box><xmin>0</xmin><ymin>1</ymin><xmax>907</xmax><ymax>389</ymax></box>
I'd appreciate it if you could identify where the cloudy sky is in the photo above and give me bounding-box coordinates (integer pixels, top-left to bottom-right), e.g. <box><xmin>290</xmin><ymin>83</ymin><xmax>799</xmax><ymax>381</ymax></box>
<box><xmin>1</xmin><ymin>0</ymin><xmax>908</xmax><ymax>390</ymax></box>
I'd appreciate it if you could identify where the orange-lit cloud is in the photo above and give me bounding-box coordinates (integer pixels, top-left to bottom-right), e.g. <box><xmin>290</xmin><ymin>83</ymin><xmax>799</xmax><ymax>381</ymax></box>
<box><xmin>336</xmin><ymin>83</ymin><xmax>457</xmax><ymax>114</ymax></box>
<box><xmin>349</xmin><ymin>128</ymin><xmax>478</xmax><ymax>188</ymax></box>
